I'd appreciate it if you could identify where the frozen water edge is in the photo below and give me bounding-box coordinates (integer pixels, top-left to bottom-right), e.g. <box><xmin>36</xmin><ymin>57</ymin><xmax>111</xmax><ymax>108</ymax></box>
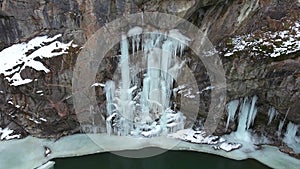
<box><xmin>0</xmin><ymin>134</ymin><xmax>300</xmax><ymax>169</ymax></box>
<box><xmin>36</xmin><ymin>161</ymin><xmax>55</xmax><ymax>169</ymax></box>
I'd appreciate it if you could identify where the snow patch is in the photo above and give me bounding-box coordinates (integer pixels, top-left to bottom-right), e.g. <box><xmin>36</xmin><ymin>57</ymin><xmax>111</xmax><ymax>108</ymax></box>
<box><xmin>91</xmin><ymin>82</ymin><xmax>105</xmax><ymax>87</ymax></box>
<box><xmin>213</xmin><ymin>142</ymin><xmax>242</xmax><ymax>152</ymax></box>
<box><xmin>0</xmin><ymin>34</ymin><xmax>76</xmax><ymax>86</ymax></box>
<box><xmin>168</xmin><ymin>129</ymin><xmax>242</xmax><ymax>152</ymax></box>
<box><xmin>0</xmin><ymin>127</ymin><xmax>20</xmax><ymax>140</ymax></box>
<box><xmin>224</xmin><ymin>20</ymin><xmax>300</xmax><ymax>58</ymax></box>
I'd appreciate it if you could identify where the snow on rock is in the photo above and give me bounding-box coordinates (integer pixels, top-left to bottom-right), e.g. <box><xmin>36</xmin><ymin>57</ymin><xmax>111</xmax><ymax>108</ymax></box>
<box><xmin>0</xmin><ymin>127</ymin><xmax>21</xmax><ymax>140</ymax></box>
<box><xmin>174</xmin><ymin>86</ymin><xmax>197</xmax><ymax>99</ymax></box>
<box><xmin>0</xmin><ymin>34</ymin><xmax>77</xmax><ymax>86</ymax></box>
<box><xmin>141</xmin><ymin>125</ymin><xmax>162</xmax><ymax>137</ymax></box>
<box><xmin>169</xmin><ymin>128</ymin><xmax>242</xmax><ymax>152</ymax></box>
<box><xmin>213</xmin><ymin>142</ymin><xmax>242</xmax><ymax>152</ymax></box>
<box><xmin>169</xmin><ymin>129</ymin><xmax>223</xmax><ymax>145</ymax></box>
<box><xmin>91</xmin><ymin>82</ymin><xmax>106</xmax><ymax>87</ymax></box>
<box><xmin>223</xmin><ymin>20</ymin><xmax>300</xmax><ymax>58</ymax></box>
<box><xmin>39</xmin><ymin>118</ymin><xmax>47</xmax><ymax>122</ymax></box>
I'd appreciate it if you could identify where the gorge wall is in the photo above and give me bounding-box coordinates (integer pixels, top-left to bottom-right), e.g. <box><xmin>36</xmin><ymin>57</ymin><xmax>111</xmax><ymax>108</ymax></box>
<box><xmin>0</xmin><ymin>0</ymin><xmax>299</xmax><ymax>156</ymax></box>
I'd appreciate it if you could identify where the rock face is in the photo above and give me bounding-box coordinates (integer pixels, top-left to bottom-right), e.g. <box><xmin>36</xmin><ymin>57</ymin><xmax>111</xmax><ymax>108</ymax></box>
<box><xmin>0</xmin><ymin>0</ymin><xmax>299</xmax><ymax>147</ymax></box>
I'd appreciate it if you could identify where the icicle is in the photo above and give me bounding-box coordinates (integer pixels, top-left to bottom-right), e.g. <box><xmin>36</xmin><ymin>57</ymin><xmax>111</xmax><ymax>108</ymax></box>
<box><xmin>90</xmin><ymin>105</ymin><xmax>95</xmax><ymax>126</ymax></box>
<box><xmin>105</xmin><ymin>80</ymin><xmax>115</xmax><ymax>117</ymax></box>
<box><xmin>128</xmin><ymin>26</ymin><xmax>142</xmax><ymax>56</ymax></box>
<box><xmin>277</xmin><ymin>108</ymin><xmax>290</xmax><ymax>136</ymax></box>
<box><xmin>119</xmin><ymin>33</ymin><xmax>133</xmax><ymax>135</ymax></box>
<box><xmin>277</xmin><ymin>120</ymin><xmax>284</xmax><ymax>137</ymax></box>
<box><xmin>236</xmin><ymin>96</ymin><xmax>258</xmax><ymax>137</ymax></box>
<box><xmin>236</xmin><ymin>97</ymin><xmax>250</xmax><ymax>135</ymax></box>
<box><xmin>104</xmin><ymin>27</ymin><xmax>190</xmax><ymax>136</ymax></box>
<box><xmin>106</xmin><ymin>113</ymin><xmax>117</xmax><ymax>135</ymax></box>
<box><xmin>246</xmin><ymin>95</ymin><xmax>258</xmax><ymax>130</ymax></box>
<box><xmin>226</xmin><ymin>100</ymin><xmax>239</xmax><ymax>130</ymax></box>
<box><xmin>283</xmin><ymin>122</ymin><xmax>300</xmax><ymax>153</ymax></box>
<box><xmin>141</xmin><ymin>77</ymin><xmax>150</xmax><ymax>116</ymax></box>
<box><xmin>267</xmin><ymin>107</ymin><xmax>277</xmax><ymax>125</ymax></box>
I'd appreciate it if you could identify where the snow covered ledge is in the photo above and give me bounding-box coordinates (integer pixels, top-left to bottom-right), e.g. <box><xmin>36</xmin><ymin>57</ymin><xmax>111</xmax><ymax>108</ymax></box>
<box><xmin>0</xmin><ymin>134</ymin><xmax>299</xmax><ymax>169</ymax></box>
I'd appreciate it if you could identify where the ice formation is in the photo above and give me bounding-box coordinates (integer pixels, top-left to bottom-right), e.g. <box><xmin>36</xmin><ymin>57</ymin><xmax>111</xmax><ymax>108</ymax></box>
<box><xmin>277</xmin><ymin>108</ymin><xmax>289</xmax><ymax>136</ymax></box>
<box><xmin>226</xmin><ymin>100</ymin><xmax>239</xmax><ymax>130</ymax></box>
<box><xmin>267</xmin><ymin>107</ymin><xmax>277</xmax><ymax>125</ymax></box>
<box><xmin>214</xmin><ymin>95</ymin><xmax>264</xmax><ymax>151</ymax></box>
<box><xmin>235</xmin><ymin>96</ymin><xmax>258</xmax><ymax>141</ymax></box>
<box><xmin>283</xmin><ymin>122</ymin><xmax>300</xmax><ymax>153</ymax></box>
<box><xmin>1</xmin><ymin>134</ymin><xmax>300</xmax><ymax>169</ymax></box>
<box><xmin>104</xmin><ymin>27</ymin><xmax>189</xmax><ymax>136</ymax></box>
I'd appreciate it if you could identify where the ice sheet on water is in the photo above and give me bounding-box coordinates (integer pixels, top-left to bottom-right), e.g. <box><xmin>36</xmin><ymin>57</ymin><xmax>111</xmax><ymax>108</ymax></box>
<box><xmin>36</xmin><ymin>161</ymin><xmax>55</xmax><ymax>169</ymax></box>
<box><xmin>0</xmin><ymin>134</ymin><xmax>300</xmax><ymax>169</ymax></box>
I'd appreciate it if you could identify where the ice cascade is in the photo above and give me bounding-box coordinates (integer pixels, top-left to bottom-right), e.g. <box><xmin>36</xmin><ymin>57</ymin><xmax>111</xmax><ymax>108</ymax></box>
<box><xmin>233</xmin><ymin>96</ymin><xmax>258</xmax><ymax>142</ymax></box>
<box><xmin>267</xmin><ymin>107</ymin><xmax>277</xmax><ymax>125</ymax></box>
<box><xmin>226</xmin><ymin>100</ymin><xmax>239</xmax><ymax>130</ymax></box>
<box><xmin>283</xmin><ymin>122</ymin><xmax>300</xmax><ymax>153</ymax></box>
<box><xmin>105</xmin><ymin>27</ymin><xmax>190</xmax><ymax>136</ymax></box>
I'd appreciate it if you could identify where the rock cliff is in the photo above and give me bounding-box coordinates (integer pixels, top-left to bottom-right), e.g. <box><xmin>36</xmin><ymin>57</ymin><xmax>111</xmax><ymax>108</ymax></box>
<box><xmin>0</xmin><ymin>0</ymin><xmax>299</xmax><ymax>156</ymax></box>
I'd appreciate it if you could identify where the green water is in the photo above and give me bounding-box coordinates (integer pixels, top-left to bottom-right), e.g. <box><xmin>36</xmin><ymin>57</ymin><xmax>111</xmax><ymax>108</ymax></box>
<box><xmin>54</xmin><ymin>148</ymin><xmax>270</xmax><ymax>169</ymax></box>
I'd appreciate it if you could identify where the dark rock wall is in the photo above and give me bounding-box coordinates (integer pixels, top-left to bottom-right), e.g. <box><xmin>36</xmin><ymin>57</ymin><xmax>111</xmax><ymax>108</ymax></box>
<box><xmin>0</xmin><ymin>0</ymin><xmax>299</xmax><ymax>139</ymax></box>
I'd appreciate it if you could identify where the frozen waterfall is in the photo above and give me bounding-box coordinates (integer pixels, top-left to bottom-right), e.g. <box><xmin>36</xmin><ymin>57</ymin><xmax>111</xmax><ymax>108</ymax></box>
<box><xmin>226</xmin><ymin>100</ymin><xmax>239</xmax><ymax>130</ymax></box>
<box><xmin>104</xmin><ymin>27</ymin><xmax>189</xmax><ymax>137</ymax></box>
<box><xmin>283</xmin><ymin>122</ymin><xmax>300</xmax><ymax>153</ymax></box>
<box><xmin>236</xmin><ymin>96</ymin><xmax>258</xmax><ymax>134</ymax></box>
<box><xmin>230</xmin><ymin>96</ymin><xmax>258</xmax><ymax>142</ymax></box>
